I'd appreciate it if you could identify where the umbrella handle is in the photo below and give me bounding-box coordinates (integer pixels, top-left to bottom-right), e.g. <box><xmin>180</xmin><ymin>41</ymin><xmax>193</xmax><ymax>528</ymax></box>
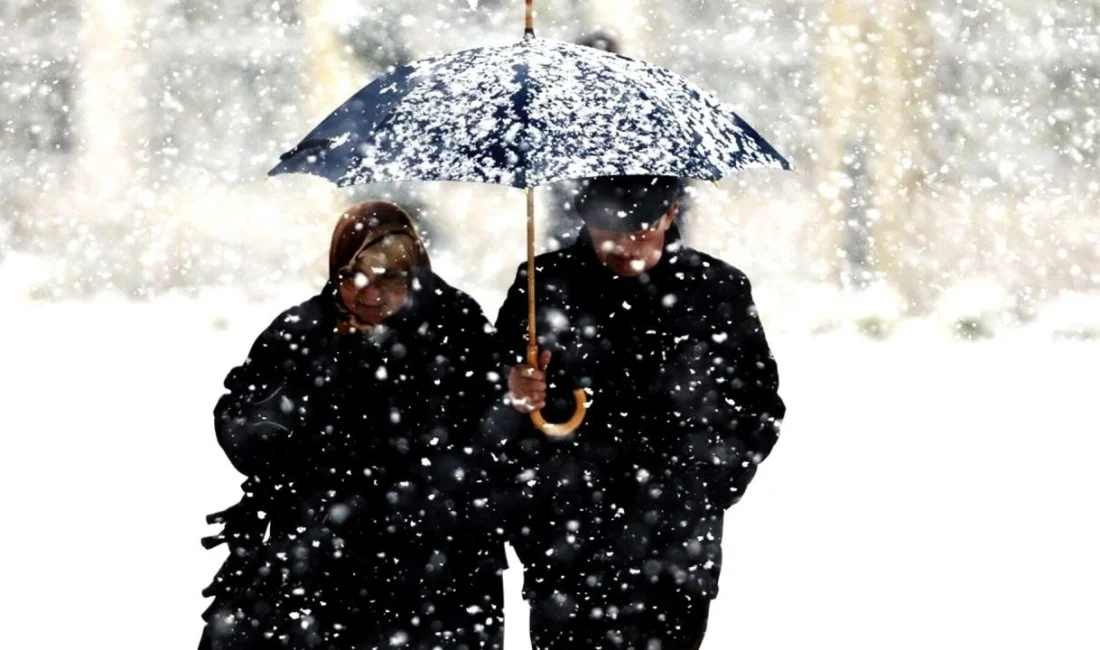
<box><xmin>526</xmin><ymin>343</ymin><xmax>587</xmax><ymax>437</ymax></box>
<box><xmin>531</xmin><ymin>390</ymin><xmax>588</xmax><ymax>437</ymax></box>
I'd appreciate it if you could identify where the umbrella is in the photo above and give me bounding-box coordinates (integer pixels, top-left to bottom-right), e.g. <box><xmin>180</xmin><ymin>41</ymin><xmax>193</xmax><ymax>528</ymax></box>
<box><xmin>270</xmin><ymin>0</ymin><xmax>790</xmax><ymax>435</ymax></box>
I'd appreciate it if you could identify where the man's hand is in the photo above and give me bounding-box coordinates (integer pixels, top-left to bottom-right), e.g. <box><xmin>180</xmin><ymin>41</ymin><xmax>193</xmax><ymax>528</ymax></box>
<box><xmin>506</xmin><ymin>350</ymin><xmax>551</xmax><ymax>413</ymax></box>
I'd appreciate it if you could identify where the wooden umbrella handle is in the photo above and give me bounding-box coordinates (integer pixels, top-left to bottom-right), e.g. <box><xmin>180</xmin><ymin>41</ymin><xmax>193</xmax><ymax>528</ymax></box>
<box><xmin>526</xmin><ymin>342</ymin><xmax>587</xmax><ymax>437</ymax></box>
<box><xmin>526</xmin><ymin>187</ymin><xmax>586</xmax><ymax>437</ymax></box>
<box><xmin>532</xmin><ymin>390</ymin><xmax>588</xmax><ymax>437</ymax></box>
<box><xmin>525</xmin><ymin>0</ymin><xmax>534</xmax><ymax>34</ymax></box>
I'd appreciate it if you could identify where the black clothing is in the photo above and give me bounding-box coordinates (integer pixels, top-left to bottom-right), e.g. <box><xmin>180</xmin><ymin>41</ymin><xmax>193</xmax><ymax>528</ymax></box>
<box><xmin>495</xmin><ymin>226</ymin><xmax>784</xmax><ymax>608</ymax></box>
<box><xmin>200</xmin><ymin>274</ymin><xmax>508</xmax><ymax>650</ymax></box>
<box><xmin>530</xmin><ymin>588</ymin><xmax>710</xmax><ymax>650</ymax></box>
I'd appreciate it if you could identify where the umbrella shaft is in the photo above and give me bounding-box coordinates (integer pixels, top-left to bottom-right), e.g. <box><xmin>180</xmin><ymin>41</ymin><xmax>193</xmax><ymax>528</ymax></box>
<box><xmin>526</xmin><ymin>186</ymin><xmax>538</xmax><ymax>366</ymax></box>
<box><xmin>525</xmin><ymin>0</ymin><xmax>534</xmax><ymax>34</ymax></box>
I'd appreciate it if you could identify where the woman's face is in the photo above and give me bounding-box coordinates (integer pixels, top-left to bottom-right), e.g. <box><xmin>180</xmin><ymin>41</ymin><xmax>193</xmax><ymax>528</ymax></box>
<box><xmin>337</xmin><ymin>247</ymin><xmax>411</xmax><ymax>326</ymax></box>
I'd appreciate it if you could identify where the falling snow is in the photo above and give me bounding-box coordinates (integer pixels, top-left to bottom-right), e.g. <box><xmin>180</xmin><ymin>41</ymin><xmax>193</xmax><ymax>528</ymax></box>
<box><xmin>1</xmin><ymin>2</ymin><xmax>1098</xmax><ymax>650</ymax></box>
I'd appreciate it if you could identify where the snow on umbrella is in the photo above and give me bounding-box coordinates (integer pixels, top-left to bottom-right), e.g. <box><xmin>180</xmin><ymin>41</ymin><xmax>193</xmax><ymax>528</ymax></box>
<box><xmin>270</xmin><ymin>0</ymin><xmax>791</xmax><ymax>435</ymax></box>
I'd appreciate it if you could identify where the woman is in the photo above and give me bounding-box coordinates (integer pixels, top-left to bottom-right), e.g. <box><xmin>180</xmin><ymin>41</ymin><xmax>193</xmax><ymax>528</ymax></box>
<box><xmin>199</xmin><ymin>201</ymin><xmax>508</xmax><ymax>650</ymax></box>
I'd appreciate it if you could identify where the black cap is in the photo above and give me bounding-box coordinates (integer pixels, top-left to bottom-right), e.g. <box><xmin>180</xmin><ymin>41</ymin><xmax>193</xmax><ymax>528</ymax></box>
<box><xmin>571</xmin><ymin>175</ymin><xmax>685</xmax><ymax>232</ymax></box>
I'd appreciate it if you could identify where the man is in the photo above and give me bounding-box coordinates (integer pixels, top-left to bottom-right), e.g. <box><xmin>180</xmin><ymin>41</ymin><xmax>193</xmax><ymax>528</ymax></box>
<box><xmin>496</xmin><ymin>175</ymin><xmax>785</xmax><ymax>650</ymax></box>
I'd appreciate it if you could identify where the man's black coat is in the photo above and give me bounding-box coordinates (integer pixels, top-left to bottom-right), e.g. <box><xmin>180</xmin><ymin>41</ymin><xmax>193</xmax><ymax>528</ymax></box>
<box><xmin>495</xmin><ymin>226</ymin><xmax>785</xmax><ymax>609</ymax></box>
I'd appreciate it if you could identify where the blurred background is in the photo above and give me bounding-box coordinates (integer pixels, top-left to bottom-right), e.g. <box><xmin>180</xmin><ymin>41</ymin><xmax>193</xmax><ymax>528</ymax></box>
<box><xmin>1</xmin><ymin>2</ymin><xmax>1097</xmax><ymax>649</ymax></box>
<box><xmin>3</xmin><ymin>0</ymin><xmax>1097</xmax><ymax>332</ymax></box>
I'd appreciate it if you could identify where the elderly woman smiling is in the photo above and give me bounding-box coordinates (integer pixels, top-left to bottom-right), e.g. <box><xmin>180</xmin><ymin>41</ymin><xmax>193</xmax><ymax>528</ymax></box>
<box><xmin>198</xmin><ymin>201</ymin><xmax>509</xmax><ymax>650</ymax></box>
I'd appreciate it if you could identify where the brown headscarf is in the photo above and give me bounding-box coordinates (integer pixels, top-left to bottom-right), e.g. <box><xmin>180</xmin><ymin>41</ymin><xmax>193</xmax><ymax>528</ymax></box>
<box><xmin>328</xmin><ymin>201</ymin><xmax>431</xmax><ymax>334</ymax></box>
<box><xmin>328</xmin><ymin>200</ymin><xmax>431</xmax><ymax>282</ymax></box>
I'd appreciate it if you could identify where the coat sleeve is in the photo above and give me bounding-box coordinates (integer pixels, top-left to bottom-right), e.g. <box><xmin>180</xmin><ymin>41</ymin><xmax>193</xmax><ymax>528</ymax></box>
<box><xmin>494</xmin><ymin>262</ymin><xmax>579</xmax><ymax>422</ymax></box>
<box><xmin>667</xmin><ymin>271</ymin><xmax>786</xmax><ymax>513</ymax></box>
<box><xmin>489</xmin><ymin>263</ymin><xmax>561</xmax><ymax>449</ymax></box>
<box><xmin>435</xmin><ymin>291</ymin><xmax>516</xmax><ymax>529</ymax></box>
<box><xmin>214</xmin><ymin>307</ymin><xmax>315</xmax><ymax>478</ymax></box>
<box><xmin>489</xmin><ymin>266</ymin><xmax>550</xmax><ymax>534</ymax></box>
<box><xmin>494</xmin><ymin>264</ymin><xmax>532</xmax><ymax>367</ymax></box>
<box><xmin>704</xmin><ymin>271</ymin><xmax>784</xmax><ymax>509</ymax></box>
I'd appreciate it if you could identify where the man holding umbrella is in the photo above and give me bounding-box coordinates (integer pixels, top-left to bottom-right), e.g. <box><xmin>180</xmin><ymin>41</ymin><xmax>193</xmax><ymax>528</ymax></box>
<box><xmin>499</xmin><ymin>175</ymin><xmax>786</xmax><ymax>650</ymax></box>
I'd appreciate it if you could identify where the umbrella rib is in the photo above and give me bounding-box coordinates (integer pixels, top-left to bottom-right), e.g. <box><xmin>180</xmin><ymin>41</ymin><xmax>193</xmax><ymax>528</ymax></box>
<box><xmin>644</xmin><ymin>71</ymin><xmax>721</xmax><ymax>180</ymax></box>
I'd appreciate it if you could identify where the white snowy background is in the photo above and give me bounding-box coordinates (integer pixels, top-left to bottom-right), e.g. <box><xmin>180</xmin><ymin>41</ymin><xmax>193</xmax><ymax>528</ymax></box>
<box><xmin>1</xmin><ymin>1</ymin><xmax>1097</xmax><ymax>648</ymax></box>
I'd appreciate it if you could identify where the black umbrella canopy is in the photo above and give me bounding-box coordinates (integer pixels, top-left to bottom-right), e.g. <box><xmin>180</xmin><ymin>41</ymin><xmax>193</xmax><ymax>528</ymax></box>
<box><xmin>270</xmin><ymin>35</ymin><xmax>790</xmax><ymax>189</ymax></box>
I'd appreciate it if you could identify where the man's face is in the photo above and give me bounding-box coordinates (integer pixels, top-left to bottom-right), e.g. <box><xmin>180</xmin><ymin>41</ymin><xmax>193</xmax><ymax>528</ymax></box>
<box><xmin>588</xmin><ymin>203</ymin><xmax>677</xmax><ymax>277</ymax></box>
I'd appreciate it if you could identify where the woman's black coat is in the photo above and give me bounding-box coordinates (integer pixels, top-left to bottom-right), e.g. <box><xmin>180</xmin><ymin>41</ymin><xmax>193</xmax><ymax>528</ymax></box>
<box><xmin>200</xmin><ymin>274</ymin><xmax>508</xmax><ymax>649</ymax></box>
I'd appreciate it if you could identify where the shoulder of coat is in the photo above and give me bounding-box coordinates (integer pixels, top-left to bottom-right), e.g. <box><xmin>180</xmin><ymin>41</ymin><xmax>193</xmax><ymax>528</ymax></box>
<box><xmin>669</xmin><ymin>246</ymin><xmax>750</xmax><ymax>291</ymax></box>
<box><xmin>509</xmin><ymin>248</ymin><xmax>574</xmax><ymax>284</ymax></box>
<box><xmin>268</xmin><ymin>294</ymin><xmax>334</xmax><ymax>337</ymax></box>
<box><xmin>535</xmin><ymin>247</ymin><xmax>577</xmax><ymax>271</ymax></box>
<box><xmin>428</xmin><ymin>273</ymin><xmax>489</xmax><ymax>322</ymax></box>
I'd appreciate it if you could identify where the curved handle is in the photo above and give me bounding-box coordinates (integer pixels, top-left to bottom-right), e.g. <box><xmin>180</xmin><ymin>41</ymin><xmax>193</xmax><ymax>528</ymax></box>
<box><xmin>525</xmin><ymin>343</ymin><xmax>587</xmax><ymax>437</ymax></box>
<box><xmin>530</xmin><ymin>389</ymin><xmax>587</xmax><ymax>437</ymax></box>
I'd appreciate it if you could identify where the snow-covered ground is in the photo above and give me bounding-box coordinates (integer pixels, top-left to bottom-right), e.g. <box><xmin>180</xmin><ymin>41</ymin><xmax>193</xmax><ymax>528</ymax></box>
<box><xmin>2</xmin><ymin>288</ymin><xmax>1097</xmax><ymax>650</ymax></box>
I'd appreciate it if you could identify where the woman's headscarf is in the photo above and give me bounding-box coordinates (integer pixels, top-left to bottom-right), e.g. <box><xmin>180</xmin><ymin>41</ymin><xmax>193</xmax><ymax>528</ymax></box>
<box><xmin>329</xmin><ymin>200</ymin><xmax>431</xmax><ymax>282</ymax></box>
<box><xmin>328</xmin><ymin>201</ymin><xmax>431</xmax><ymax>333</ymax></box>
